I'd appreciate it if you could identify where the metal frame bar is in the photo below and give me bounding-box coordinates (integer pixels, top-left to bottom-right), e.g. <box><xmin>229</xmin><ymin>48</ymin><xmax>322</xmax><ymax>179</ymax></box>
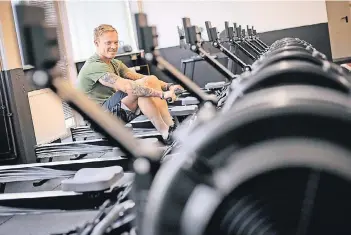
<box><xmin>0</xmin><ymin>157</ymin><xmax>129</xmax><ymax>177</ymax></box>
<box><xmin>0</xmin><ymin>183</ymin><xmax>126</xmax><ymax>210</ymax></box>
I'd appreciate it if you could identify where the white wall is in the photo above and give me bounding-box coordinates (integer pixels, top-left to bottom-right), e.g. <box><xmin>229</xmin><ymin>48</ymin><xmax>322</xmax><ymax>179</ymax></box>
<box><xmin>28</xmin><ymin>89</ymin><xmax>67</xmax><ymax>144</ymax></box>
<box><xmin>129</xmin><ymin>1</ymin><xmax>328</xmax><ymax>48</ymax></box>
<box><xmin>65</xmin><ymin>0</ymin><xmax>137</xmax><ymax>62</ymax></box>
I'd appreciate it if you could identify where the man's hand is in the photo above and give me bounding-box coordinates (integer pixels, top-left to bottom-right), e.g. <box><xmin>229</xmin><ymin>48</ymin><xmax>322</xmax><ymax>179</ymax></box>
<box><xmin>99</xmin><ymin>73</ymin><xmax>163</xmax><ymax>98</ymax></box>
<box><xmin>169</xmin><ymin>85</ymin><xmax>185</xmax><ymax>93</ymax></box>
<box><xmin>163</xmin><ymin>90</ymin><xmax>177</xmax><ymax>103</ymax></box>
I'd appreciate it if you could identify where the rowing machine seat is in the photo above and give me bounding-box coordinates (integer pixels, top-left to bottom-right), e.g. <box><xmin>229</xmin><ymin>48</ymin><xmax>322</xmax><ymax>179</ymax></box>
<box><xmin>169</xmin><ymin>105</ymin><xmax>198</xmax><ymax>116</ymax></box>
<box><xmin>178</xmin><ymin>97</ymin><xmax>200</xmax><ymax>105</ymax></box>
<box><xmin>61</xmin><ymin>166</ymin><xmax>124</xmax><ymax>192</ymax></box>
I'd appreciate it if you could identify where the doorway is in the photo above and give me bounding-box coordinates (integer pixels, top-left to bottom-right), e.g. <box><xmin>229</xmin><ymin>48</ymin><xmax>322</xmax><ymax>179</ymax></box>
<box><xmin>325</xmin><ymin>1</ymin><xmax>351</xmax><ymax>63</ymax></box>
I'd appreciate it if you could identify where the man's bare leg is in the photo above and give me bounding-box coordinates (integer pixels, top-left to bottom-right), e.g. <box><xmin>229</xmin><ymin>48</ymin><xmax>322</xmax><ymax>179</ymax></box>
<box><xmin>137</xmin><ymin>76</ymin><xmax>174</xmax><ymax>127</ymax></box>
<box><xmin>121</xmin><ymin>93</ymin><xmax>170</xmax><ymax>139</ymax></box>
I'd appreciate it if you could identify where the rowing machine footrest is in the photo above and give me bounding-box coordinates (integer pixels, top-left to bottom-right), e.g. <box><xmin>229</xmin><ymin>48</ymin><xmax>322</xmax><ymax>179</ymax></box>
<box><xmin>181</xmin><ymin>97</ymin><xmax>199</xmax><ymax>105</ymax></box>
<box><xmin>61</xmin><ymin>166</ymin><xmax>124</xmax><ymax>192</ymax></box>
<box><xmin>130</xmin><ymin>115</ymin><xmax>154</xmax><ymax>128</ymax></box>
<box><xmin>170</xmin><ymin>105</ymin><xmax>198</xmax><ymax>116</ymax></box>
<box><xmin>169</xmin><ymin>97</ymin><xmax>199</xmax><ymax>106</ymax></box>
<box><xmin>205</xmin><ymin>81</ymin><xmax>226</xmax><ymax>89</ymax></box>
<box><xmin>169</xmin><ymin>99</ymin><xmax>182</xmax><ymax>106</ymax></box>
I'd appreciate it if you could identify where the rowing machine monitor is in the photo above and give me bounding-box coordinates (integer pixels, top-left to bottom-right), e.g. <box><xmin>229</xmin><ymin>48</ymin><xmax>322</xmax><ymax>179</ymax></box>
<box><xmin>177</xmin><ymin>26</ymin><xmax>187</xmax><ymax>49</ymax></box>
<box><xmin>225</xmin><ymin>21</ymin><xmax>234</xmax><ymax>40</ymax></box>
<box><xmin>187</xmin><ymin>26</ymin><xmax>202</xmax><ymax>45</ymax></box>
<box><xmin>182</xmin><ymin>17</ymin><xmax>192</xmax><ymax>44</ymax></box>
<box><xmin>233</xmin><ymin>23</ymin><xmax>238</xmax><ymax>38</ymax></box>
<box><xmin>181</xmin><ymin>18</ymin><xmax>202</xmax><ymax>46</ymax></box>
<box><xmin>247</xmin><ymin>25</ymin><xmax>253</xmax><ymax>38</ymax></box>
<box><xmin>237</xmin><ymin>25</ymin><xmax>242</xmax><ymax>38</ymax></box>
<box><xmin>205</xmin><ymin>21</ymin><xmax>218</xmax><ymax>42</ymax></box>
<box><xmin>205</xmin><ymin>21</ymin><xmax>213</xmax><ymax>42</ymax></box>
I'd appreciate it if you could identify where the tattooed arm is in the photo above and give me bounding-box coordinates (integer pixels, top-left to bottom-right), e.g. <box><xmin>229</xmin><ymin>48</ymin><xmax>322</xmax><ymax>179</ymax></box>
<box><xmin>98</xmin><ymin>72</ymin><xmax>163</xmax><ymax>98</ymax></box>
<box><xmin>119</xmin><ymin>60</ymin><xmax>171</xmax><ymax>89</ymax></box>
<box><xmin>119</xmin><ymin>61</ymin><xmax>145</xmax><ymax>81</ymax></box>
<box><xmin>124</xmin><ymin>71</ymin><xmax>145</xmax><ymax>80</ymax></box>
<box><xmin>124</xmin><ymin>71</ymin><xmax>174</xmax><ymax>91</ymax></box>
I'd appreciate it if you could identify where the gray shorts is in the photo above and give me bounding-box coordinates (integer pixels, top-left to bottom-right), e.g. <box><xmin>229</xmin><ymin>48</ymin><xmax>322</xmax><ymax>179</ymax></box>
<box><xmin>102</xmin><ymin>91</ymin><xmax>141</xmax><ymax>123</ymax></box>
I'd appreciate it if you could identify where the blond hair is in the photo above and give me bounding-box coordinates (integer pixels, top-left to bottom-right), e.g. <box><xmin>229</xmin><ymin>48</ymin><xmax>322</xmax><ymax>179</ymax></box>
<box><xmin>94</xmin><ymin>24</ymin><xmax>118</xmax><ymax>41</ymax></box>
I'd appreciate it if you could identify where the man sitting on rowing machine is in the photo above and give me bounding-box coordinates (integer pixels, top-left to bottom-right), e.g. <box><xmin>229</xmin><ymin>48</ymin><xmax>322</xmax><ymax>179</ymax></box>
<box><xmin>77</xmin><ymin>24</ymin><xmax>183</xmax><ymax>144</ymax></box>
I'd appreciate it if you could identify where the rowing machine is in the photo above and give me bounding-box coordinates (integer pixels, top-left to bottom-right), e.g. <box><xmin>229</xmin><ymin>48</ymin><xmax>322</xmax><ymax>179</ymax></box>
<box><xmin>205</xmin><ymin>21</ymin><xmax>251</xmax><ymax>72</ymax></box>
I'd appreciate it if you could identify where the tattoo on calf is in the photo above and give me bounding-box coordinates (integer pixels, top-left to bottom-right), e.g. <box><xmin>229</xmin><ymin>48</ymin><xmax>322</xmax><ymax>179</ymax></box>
<box><xmin>130</xmin><ymin>82</ymin><xmax>160</xmax><ymax>97</ymax></box>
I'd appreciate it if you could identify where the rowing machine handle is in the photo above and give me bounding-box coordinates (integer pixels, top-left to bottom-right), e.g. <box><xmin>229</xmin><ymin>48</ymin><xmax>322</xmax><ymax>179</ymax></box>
<box><xmin>174</xmin><ymin>88</ymin><xmax>185</xmax><ymax>95</ymax></box>
<box><xmin>166</xmin><ymin>88</ymin><xmax>184</xmax><ymax>102</ymax></box>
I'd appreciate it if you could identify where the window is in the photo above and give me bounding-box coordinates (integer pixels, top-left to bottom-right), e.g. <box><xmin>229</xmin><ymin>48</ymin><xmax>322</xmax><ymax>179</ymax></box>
<box><xmin>65</xmin><ymin>0</ymin><xmax>137</xmax><ymax>62</ymax></box>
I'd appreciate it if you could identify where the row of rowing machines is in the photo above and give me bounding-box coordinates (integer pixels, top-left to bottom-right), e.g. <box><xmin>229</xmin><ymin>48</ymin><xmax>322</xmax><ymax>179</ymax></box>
<box><xmin>30</xmin><ymin>18</ymin><xmax>268</xmax><ymax>162</ymax></box>
<box><xmin>1</xmin><ymin>5</ymin><xmax>351</xmax><ymax>235</ymax></box>
<box><xmin>33</xmin><ymin>17</ymin><xmax>277</xmax><ymax>162</ymax></box>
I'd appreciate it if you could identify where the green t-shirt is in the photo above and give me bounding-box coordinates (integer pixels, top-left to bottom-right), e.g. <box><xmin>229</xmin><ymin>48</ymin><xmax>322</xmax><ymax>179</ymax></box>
<box><xmin>76</xmin><ymin>53</ymin><xmax>130</xmax><ymax>104</ymax></box>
